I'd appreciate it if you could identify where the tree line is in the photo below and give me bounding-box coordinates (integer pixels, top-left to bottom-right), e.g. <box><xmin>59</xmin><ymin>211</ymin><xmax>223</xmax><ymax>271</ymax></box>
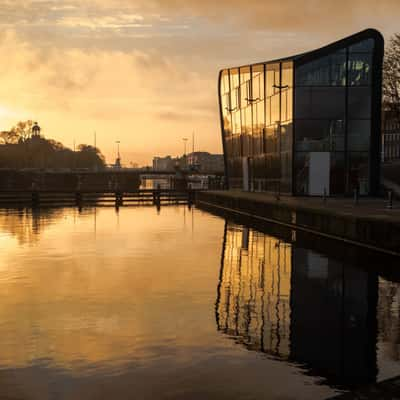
<box><xmin>383</xmin><ymin>33</ymin><xmax>400</xmax><ymax>123</ymax></box>
<box><xmin>0</xmin><ymin>121</ymin><xmax>106</xmax><ymax>170</ymax></box>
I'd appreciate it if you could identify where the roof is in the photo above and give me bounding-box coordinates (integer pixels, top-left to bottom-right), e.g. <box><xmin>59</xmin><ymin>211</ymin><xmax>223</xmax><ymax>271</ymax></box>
<box><xmin>219</xmin><ymin>28</ymin><xmax>384</xmax><ymax>73</ymax></box>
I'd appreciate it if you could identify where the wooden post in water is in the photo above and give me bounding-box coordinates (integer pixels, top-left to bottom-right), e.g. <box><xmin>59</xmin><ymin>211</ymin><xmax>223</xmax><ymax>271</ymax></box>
<box><xmin>155</xmin><ymin>184</ymin><xmax>161</xmax><ymax>208</ymax></box>
<box><xmin>31</xmin><ymin>181</ymin><xmax>39</xmax><ymax>207</ymax></box>
<box><xmin>188</xmin><ymin>183</ymin><xmax>194</xmax><ymax>206</ymax></box>
<box><xmin>76</xmin><ymin>175</ymin><xmax>82</xmax><ymax>207</ymax></box>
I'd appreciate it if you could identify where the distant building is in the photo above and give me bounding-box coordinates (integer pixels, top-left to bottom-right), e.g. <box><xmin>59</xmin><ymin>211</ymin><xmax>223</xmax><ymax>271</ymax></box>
<box><xmin>152</xmin><ymin>156</ymin><xmax>177</xmax><ymax>171</ymax></box>
<box><xmin>187</xmin><ymin>152</ymin><xmax>224</xmax><ymax>173</ymax></box>
<box><xmin>382</xmin><ymin>110</ymin><xmax>400</xmax><ymax>162</ymax></box>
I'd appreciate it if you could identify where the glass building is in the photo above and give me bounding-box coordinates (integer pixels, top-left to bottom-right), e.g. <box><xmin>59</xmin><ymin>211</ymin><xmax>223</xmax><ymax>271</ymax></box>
<box><xmin>219</xmin><ymin>29</ymin><xmax>384</xmax><ymax>196</ymax></box>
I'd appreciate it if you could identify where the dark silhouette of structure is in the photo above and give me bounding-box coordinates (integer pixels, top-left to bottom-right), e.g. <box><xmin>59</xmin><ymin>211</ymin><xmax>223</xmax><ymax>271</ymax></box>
<box><xmin>219</xmin><ymin>29</ymin><xmax>384</xmax><ymax>196</ymax></box>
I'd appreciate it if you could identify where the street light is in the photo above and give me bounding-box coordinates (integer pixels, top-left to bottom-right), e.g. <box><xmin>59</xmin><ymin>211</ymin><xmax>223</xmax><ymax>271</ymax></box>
<box><xmin>182</xmin><ymin>137</ymin><xmax>188</xmax><ymax>156</ymax></box>
<box><xmin>116</xmin><ymin>141</ymin><xmax>120</xmax><ymax>159</ymax></box>
<box><xmin>115</xmin><ymin>140</ymin><xmax>121</xmax><ymax>169</ymax></box>
<box><xmin>182</xmin><ymin>137</ymin><xmax>188</xmax><ymax>168</ymax></box>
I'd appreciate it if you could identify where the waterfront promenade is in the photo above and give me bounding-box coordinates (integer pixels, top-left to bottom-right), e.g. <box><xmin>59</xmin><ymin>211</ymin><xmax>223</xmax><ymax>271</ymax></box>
<box><xmin>196</xmin><ymin>190</ymin><xmax>400</xmax><ymax>256</ymax></box>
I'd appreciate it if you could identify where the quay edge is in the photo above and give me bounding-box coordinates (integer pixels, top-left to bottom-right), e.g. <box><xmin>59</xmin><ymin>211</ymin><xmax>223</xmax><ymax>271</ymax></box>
<box><xmin>196</xmin><ymin>191</ymin><xmax>400</xmax><ymax>257</ymax></box>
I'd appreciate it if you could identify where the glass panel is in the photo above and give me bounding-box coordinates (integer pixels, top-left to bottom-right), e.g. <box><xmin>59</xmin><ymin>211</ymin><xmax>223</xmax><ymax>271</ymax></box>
<box><xmin>348</xmin><ymin>53</ymin><xmax>372</xmax><ymax>86</ymax></box>
<box><xmin>294</xmin><ymin>152</ymin><xmax>309</xmax><ymax>195</ymax></box>
<box><xmin>265</xmin><ymin>126</ymin><xmax>278</xmax><ymax>154</ymax></box>
<box><xmin>220</xmin><ymin>70</ymin><xmax>232</xmax><ymax>137</ymax></box>
<box><xmin>230</xmin><ymin>68</ymin><xmax>240</xmax><ymax>110</ymax></box>
<box><xmin>348</xmin><ymin>152</ymin><xmax>369</xmax><ymax>195</ymax></box>
<box><xmin>251</xmin><ymin>64</ymin><xmax>265</xmax><ymax>146</ymax></box>
<box><xmin>295</xmin><ymin>120</ymin><xmax>345</xmax><ymax>152</ymax></box>
<box><xmin>310</xmin><ymin>87</ymin><xmax>346</xmax><ymax>119</ymax></box>
<box><xmin>281</xmin><ymin>62</ymin><xmax>293</xmax><ymax>123</ymax></box>
<box><xmin>281</xmin><ymin>123</ymin><xmax>293</xmax><ymax>193</ymax></box>
<box><xmin>281</xmin><ymin>62</ymin><xmax>293</xmax><ymax>87</ymax></box>
<box><xmin>348</xmin><ymin>87</ymin><xmax>371</xmax><ymax>119</ymax></box>
<box><xmin>349</xmin><ymin>39</ymin><xmax>374</xmax><ymax>53</ymax></box>
<box><xmin>232</xmin><ymin>109</ymin><xmax>241</xmax><ymax>134</ymax></box>
<box><xmin>295</xmin><ymin>87</ymin><xmax>345</xmax><ymax>119</ymax></box>
<box><xmin>252</xmin><ymin>64</ymin><xmax>264</xmax><ymax>101</ymax></box>
<box><xmin>295</xmin><ymin>51</ymin><xmax>346</xmax><ymax>86</ymax></box>
<box><xmin>240</xmin><ymin>66</ymin><xmax>252</xmax><ymax>156</ymax></box>
<box><xmin>348</xmin><ymin>120</ymin><xmax>371</xmax><ymax>151</ymax></box>
<box><xmin>330</xmin><ymin>152</ymin><xmax>345</xmax><ymax>195</ymax></box>
<box><xmin>240</xmin><ymin>66</ymin><xmax>251</xmax><ymax>108</ymax></box>
<box><xmin>271</xmin><ymin>95</ymin><xmax>280</xmax><ymax>124</ymax></box>
<box><xmin>266</xmin><ymin>63</ymin><xmax>280</xmax><ymax>97</ymax></box>
<box><xmin>294</xmin><ymin>87</ymin><xmax>312</xmax><ymax>119</ymax></box>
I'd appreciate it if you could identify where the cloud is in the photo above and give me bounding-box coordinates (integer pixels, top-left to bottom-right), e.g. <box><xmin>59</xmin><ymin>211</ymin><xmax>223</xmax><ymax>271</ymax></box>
<box><xmin>0</xmin><ymin>29</ymin><xmax>221</xmax><ymax>164</ymax></box>
<box><xmin>0</xmin><ymin>0</ymin><xmax>399</xmax><ymax>164</ymax></box>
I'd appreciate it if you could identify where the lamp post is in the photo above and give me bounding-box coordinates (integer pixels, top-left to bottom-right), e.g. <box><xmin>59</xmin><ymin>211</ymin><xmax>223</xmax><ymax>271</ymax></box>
<box><xmin>182</xmin><ymin>137</ymin><xmax>188</xmax><ymax>168</ymax></box>
<box><xmin>115</xmin><ymin>140</ymin><xmax>121</xmax><ymax>169</ymax></box>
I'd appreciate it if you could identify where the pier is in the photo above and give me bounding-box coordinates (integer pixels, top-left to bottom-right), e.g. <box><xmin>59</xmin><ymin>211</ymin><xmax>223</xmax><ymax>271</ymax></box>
<box><xmin>196</xmin><ymin>190</ymin><xmax>400</xmax><ymax>256</ymax></box>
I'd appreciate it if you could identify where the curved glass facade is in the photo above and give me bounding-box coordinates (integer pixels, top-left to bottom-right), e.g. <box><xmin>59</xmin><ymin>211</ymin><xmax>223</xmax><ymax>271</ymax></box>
<box><xmin>219</xmin><ymin>29</ymin><xmax>384</xmax><ymax>196</ymax></box>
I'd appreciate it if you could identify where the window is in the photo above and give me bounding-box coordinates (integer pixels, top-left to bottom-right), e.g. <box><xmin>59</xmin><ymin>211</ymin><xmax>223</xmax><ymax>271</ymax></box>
<box><xmin>295</xmin><ymin>120</ymin><xmax>345</xmax><ymax>152</ymax></box>
<box><xmin>348</xmin><ymin>120</ymin><xmax>371</xmax><ymax>151</ymax></box>
<box><xmin>348</xmin><ymin>88</ymin><xmax>371</xmax><ymax>119</ymax></box>
<box><xmin>295</xmin><ymin>87</ymin><xmax>345</xmax><ymax>119</ymax></box>
<box><xmin>296</xmin><ymin>51</ymin><xmax>346</xmax><ymax>86</ymax></box>
<box><xmin>348</xmin><ymin>53</ymin><xmax>372</xmax><ymax>86</ymax></box>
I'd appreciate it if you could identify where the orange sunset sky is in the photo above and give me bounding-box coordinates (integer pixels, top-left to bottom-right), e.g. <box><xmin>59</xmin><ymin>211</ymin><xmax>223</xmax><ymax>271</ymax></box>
<box><xmin>1</xmin><ymin>0</ymin><xmax>400</xmax><ymax>165</ymax></box>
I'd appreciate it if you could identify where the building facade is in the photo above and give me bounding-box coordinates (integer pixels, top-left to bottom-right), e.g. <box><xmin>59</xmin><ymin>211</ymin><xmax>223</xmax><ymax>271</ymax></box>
<box><xmin>219</xmin><ymin>29</ymin><xmax>384</xmax><ymax>196</ymax></box>
<box><xmin>152</xmin><ymin>156</ymin><xmax>177</xmax><ymax>171</ymax></box>
<box><xmin>382</xmin><ymin>111</ymin><xmax>400</xmax><ymax>162</ymax></box>
<box><xmin>187</xmin><ymin>152</ymin><xmax>224</xmax><ymax>173</ymax></box>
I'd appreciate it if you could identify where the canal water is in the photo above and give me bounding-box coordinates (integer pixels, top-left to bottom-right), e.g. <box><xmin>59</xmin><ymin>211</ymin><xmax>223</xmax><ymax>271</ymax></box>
<box><xmin>0</xmin><ymin>206</ymin><xmax>399</xmax><ymax>399</ymax></box>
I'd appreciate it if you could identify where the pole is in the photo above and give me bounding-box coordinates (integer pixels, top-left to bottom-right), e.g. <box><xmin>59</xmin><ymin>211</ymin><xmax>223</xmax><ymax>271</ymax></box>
<box><xmin>183</xmin><ymin>138</ymin><xmax>188</xmax><ymax>156</ymax></box>
<box><xmin>116</xmin><ymin>140</ymin><xmax>121</xmax><ymax>161</ymax></box>
<box><xmin>182</xmin><ymin>137</ymin><xmax>188</xmax><ymax>168</ymax></box>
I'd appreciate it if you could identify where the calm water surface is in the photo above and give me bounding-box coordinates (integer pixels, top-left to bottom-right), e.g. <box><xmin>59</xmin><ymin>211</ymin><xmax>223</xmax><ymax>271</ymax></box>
<box><xmin>0</xmin><ymin>206</ymin><xmax>399</xmax><ymax>399</ymax></box>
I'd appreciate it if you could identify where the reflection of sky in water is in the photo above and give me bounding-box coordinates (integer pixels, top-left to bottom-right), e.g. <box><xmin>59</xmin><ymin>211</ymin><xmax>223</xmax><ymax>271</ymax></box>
<box><xmin>0</xmin><ymin>206</ymin><xmax>399</xmax><ymax>399</ymax></box>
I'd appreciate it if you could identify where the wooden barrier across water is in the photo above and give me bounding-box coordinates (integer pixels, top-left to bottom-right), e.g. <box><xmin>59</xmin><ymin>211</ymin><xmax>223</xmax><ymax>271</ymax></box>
<box><xmin>0</xmin><ymin>189</ymin><xmax>198</xmax><ymax>207</ymax></box>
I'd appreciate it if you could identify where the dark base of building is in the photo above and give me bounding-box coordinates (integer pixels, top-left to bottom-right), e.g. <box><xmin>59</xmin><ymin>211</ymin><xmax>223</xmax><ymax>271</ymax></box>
<box><xmin>196</xmin><ymin>190</ymin><xmax>400</xmax><ymax>256</ymax></box>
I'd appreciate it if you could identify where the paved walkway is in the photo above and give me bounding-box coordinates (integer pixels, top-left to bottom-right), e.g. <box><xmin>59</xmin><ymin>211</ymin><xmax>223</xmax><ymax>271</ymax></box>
<box><xmin>206</xmin><ymin>190</ymin><xmax>400</xmax><ymax>224</ymax></box>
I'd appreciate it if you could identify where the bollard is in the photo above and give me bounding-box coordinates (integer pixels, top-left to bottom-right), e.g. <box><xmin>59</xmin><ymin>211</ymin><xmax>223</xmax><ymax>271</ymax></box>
<box><xmin>155</xmin><ymin>184</ymin><xmax>161</xmax><ymax>207</ymax></box>
<box><xmin>387</xmin><ymin>190</ymin><xmax>393</xmax><ymax>209</ymax></box>
<box><xmin>115</xmin><ymin>191</ymin><xmax>123</xmax><ymax>206</ymax></box>
<box><xmin>353</xmin><ymin>188</ymin><xmax>359</xmax><ymax>206</ymax></box>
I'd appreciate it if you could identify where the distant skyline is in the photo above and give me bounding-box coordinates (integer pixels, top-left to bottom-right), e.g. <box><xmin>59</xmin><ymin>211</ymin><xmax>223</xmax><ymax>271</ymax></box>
<box><xmin>1</xmin><ymin>0</ymin><xmax>400</xmax><ymax>165</ymax></box>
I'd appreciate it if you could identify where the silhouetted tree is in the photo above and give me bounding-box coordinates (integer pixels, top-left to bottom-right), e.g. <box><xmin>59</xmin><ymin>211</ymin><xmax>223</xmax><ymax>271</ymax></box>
<box><xmin>383</xmin><ymin>33</ymin><xmax>400</xmax><ymax>122</ymax></box>
<box><xmin>0</xmin><ymin>120</ymin><xmax>34</xmax><ymax>145</ymax></box>
<box><xmin>0</xmin><ymin>121</ymin><xmax>106</xmax><ymax>170</ymax></box>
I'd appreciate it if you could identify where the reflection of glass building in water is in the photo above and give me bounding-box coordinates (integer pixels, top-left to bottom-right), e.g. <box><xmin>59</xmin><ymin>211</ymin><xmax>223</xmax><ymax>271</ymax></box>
<box><xmin>216</xmin><ymin>222</ymin><xmax>379</xmax><ymax>388</ymax></box>
<box><xmin>217</xmin><ymin>225</ymin><xmax>292</xmax><ymax>357</ymax></box>
<box><xmin>218</xmin><ymin>29</ymin><xmax>384</xmax><ymax>196</ymax></box>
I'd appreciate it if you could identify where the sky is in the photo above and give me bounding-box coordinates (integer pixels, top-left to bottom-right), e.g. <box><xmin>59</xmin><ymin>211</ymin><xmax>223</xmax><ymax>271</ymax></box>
<box><xmin>0</xmin><ymin>0</ymin><xmax>400</xmax><ymax>165</ymax></box>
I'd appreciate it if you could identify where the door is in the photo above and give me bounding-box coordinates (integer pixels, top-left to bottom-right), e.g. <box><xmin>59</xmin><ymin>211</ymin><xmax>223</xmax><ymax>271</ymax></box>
<box><xmin>308</xmin><ymin>152</ymin><xmax>330</xmax><ymax>196</ymax></box>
